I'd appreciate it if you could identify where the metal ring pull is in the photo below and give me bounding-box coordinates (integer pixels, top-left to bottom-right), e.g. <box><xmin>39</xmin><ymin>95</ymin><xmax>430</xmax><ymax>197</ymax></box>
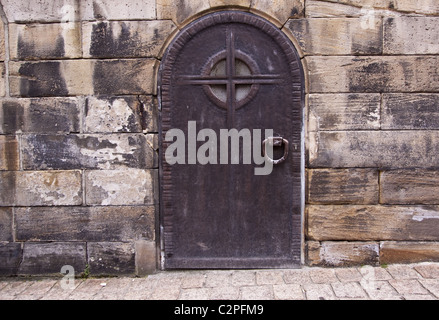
<box><xmin>262</xmin><ymin>137</ymin><xmax>289</xmax><ymax>165</ymax></box>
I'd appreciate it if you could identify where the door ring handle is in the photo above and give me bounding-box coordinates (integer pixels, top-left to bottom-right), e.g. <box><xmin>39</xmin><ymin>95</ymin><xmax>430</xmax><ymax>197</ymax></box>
<box><xmin>262</xmin><ymin>137</ymin><xmax>289</xmax><ymax>165</ymax></box>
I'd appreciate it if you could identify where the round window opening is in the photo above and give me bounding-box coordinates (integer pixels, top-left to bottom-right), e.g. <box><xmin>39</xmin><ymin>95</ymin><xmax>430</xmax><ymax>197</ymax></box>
<box><xmin>201</xmin><ymin>50</ymin><xmax>260</xmax><ymax>110</ymax></box>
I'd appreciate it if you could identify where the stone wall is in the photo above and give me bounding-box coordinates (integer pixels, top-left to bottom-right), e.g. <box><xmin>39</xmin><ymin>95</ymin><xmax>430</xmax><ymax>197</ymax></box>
<box><xmin>0</xmin><ymin>0</ymin><xmax>438</xmax><ymax>275</ymax></box>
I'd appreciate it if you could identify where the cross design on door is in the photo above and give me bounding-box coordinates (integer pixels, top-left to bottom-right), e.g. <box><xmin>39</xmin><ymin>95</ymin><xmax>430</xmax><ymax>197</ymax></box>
<box><xmin>178</xmin><ymin>27</ymin><xmax>283</xmax><ymax>127</ymax></box>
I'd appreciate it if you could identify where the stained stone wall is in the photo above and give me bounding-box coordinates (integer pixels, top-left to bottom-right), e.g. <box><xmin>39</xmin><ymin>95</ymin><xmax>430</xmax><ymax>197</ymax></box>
<box><xmin>0</xmin><ymin>0</ymin><xmax>439</xmax><ymax>275</ymax></box>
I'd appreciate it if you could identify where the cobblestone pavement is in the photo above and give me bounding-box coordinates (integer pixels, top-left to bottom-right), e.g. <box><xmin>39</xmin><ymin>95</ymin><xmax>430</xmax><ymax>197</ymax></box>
<box><xmin>1</xmin><ymin>263</ymin><xmax>439</xmax><ymax>300</ymax></box>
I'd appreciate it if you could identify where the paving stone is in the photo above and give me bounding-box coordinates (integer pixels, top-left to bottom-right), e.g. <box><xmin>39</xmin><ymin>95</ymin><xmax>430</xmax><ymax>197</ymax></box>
<box><xmin>40</xmin><ymin>279</ymin><xmax>83</xmax><ymax>300</ymax></box>
<box><xmin>208</xmin><ymin>286</ymin><xmax>240</xmax><ymax>300</ymax></box>
<box><xmin>283</xmin><ymin>269</ymin><xmax>313</xmax><ymax>285</ymax></box>
<box><xmin>335</xmin><ymin>268</ymin><xmax>364</xmax><ymax>282</ymax></box>
<box><xmin>204</xmin><ymin>271</ymin><xmax>233</xmax><ymax>288</ymax></box>
<box><xmin>386</xmin><ymin>264</ymin><xmax>423</xmax><ymax>280</ymax></box>
<box><xmin>179</xmin><ymin>288</ymin><xmax>211</xmax><ymax>300</ymax></box>
<box><xmin>360</xmin><ymin>280</ymin><xmax>402</xmax><ymax>300</ymax></box>
<box><xmin>331</xmin><ymin>282</ymin><xmax>367</xmax><ymax>299</ymax></box>
<box><xmin>273</xmin><ymin>284</ymin><xmax>305</xmax><ymax>300</ymax></box>
<box><xmin>303</xmin><ymin>283</ymin><xmax>336</xmax><ymax>300</ymax></box>
<box><xmin>309</xmin><ymin>268</ymin><xmax>338</xmax><ymax>284</ymax></box>
<box><xmin>239</xmin><ymin>285</ymin><xmax>274</xmax><ymax>300</ymax></box>
<box><xmin>389</xmin><ymin>279</ymin><xmax>429</xmax><ymax>295</ymax></box>
<box><xmin>414</xmin><ymin>263</ymin><xmax>439</xmax><ymax>279</ymax></box>
<box><xmin>231</xmin><ymin>271</ymin><xmax>256</xmax><ymax>286</ymax></box>
<box><xmin>0</xmin><ymin>281</ymin><xmax>33</xmax><ymax>300</ymax></box>
<box><xmin>14</xmin><ymin>280</ymin><xmax>57</xmax><ymax>300</ymax></box>
<box><xmin>181</xmin><ymin>273</ymin><xmax>207</xmax><ymax>289</ymax></box>
<box><xmin>256</xmin><ymin>270</ymin><xmax>285</xmax><ymax>285</ymax></box>
<box><xmin>419</xmin><ymin>279</ymin><xmax>439</xmax><ymax>299</ymax></box>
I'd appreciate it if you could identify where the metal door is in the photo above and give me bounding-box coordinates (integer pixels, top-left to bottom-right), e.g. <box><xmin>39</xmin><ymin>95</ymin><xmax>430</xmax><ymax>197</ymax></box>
<box><xmin>159</xmin><ymin>11</ymin><xmax>304</xmax><ymax>269</ymax></box>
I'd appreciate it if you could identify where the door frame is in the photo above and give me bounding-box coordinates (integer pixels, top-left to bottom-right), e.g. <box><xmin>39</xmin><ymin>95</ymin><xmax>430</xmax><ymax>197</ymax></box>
<box><xmin>156</xmin><ymin>9</ymin><xmax>306</xmax><ymax>270</ymax></box>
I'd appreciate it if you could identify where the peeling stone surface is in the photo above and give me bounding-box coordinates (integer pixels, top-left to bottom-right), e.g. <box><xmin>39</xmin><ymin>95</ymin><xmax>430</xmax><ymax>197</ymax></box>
<box><xmin>21</xmin><ymin>133</ymin><xmax>156</xmax><ymax>170</ymax></box>
<box><xmin>85</xmin><ymin>169</ymin><xmax>158</xmax><ymax>206</ymax></box>
<box><xmin>0</xmin><ymin>170</ymin><xmax>82</xmax><ymax>206</ymax></box>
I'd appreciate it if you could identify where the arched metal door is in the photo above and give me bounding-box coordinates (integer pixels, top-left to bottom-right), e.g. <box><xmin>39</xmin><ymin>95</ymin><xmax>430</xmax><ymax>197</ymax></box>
<box><xmin>159</xmin><ymin>11</ymin><xmax>304</xmax><ymax>269</ymax></box>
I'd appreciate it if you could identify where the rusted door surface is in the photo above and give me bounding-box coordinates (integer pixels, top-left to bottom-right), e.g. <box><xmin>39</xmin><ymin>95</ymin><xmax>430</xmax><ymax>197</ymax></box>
<box><xmin>159</xmin><ymin>11</ymin><xmax>304</xmax><ymax>269</ymax></box>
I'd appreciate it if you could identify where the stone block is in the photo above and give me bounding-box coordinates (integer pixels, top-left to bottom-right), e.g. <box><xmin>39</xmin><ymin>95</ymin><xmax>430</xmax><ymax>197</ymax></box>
<box><xmin>308</xmin><ymin>131</ymin><xmax>439</xmax><ymax>168</ymax></box>
<box><xmin>80</xmin><ymin>0</ymin><xmax>156</xmax><ymax>20</ymax></box>
<box><xmin>305</xmin><ymin>0</ymin><xmax>364</xmax><ymax>18</ymax></box>
<box><xmin>9</xmin><ymin>59</ymin><xmax>156</xmax><ymax>97</ymax></box>
<box><xmin>84</xmin><ymin>96</ymin><xmax>156</xmax><ymax>133</ymax></box>
<box><xmin>9</xmin><ymin>23</ymin><xmax>81</xmax><ymax>60</ymax></box>
<box><xmin>395</xmin><ymin>0</ymin><xmax>439</xmax><ymax>14</ymax></box>
<box><xmin>85</xmin><ymin>169</ymin><xmax>158</xmax><ymax>206</ymax></box>
<box><xmin>382</xmin><ymin>94</ymin><xmax>439</xmax><ymax>130</ymax></box>
<box><xmin>0</xmin><ymin>170</ymin><xmax>82</xmax><ymax>206</ymax></box>
<box><xmin>1</xmin><ymin>0</ymin><xmax>80</xmax><ymax>22</ymax></box>
<box><xmin>21</xmin><ymin>133</ymin><xmax>156</xmax><ymax>170</ymax></box>
<box><xmin>0</xmin><ymin>243</ymin><xmax>22</xmax><ymax>275</ymax></box>
<box><xmin>15</xmin><ymin>205</ymin><xmax>156</xmax><ymax>241</ymax></box>
<box><xmin>0</xmin><ymin>98</ymin><xmax>80</xmax><ymax>134</ymax></box>
<box><xmin>309</xmin><ymin>93</ymin><xmax>380</xmax><ymax>131</ymax></box>
<box><xmin>0</xmin><ymin>208</ymin><xmax>12</xmax><ymax>241</ymax></box>
<box><xmin>381</xmin><ymin>169</ymin><xmax>439</xmax><ymax>204</ymax></box>
<box><xmin>307</xmin><ymin>205</ymin><xmax>439</xmax><ymax>241</ymax></box>
<box><xmin>286</xmin><ymin>18</ymin><xmax>382</xmax><ymax>55</ymax></box>
<box><xmin>83</xmin><ymin>20</ymin><xmax>176</xmax><ymax>58</ymax></box>
<box><xmin>0</xmin><ymin>136</ymin><xmax>19</xmax><ymax>170</ymax></box>
<box><xmin>308</xmin><ymin>169</ymin><xmax>379</xmax><ymax>204</ymax></box>
<box><xmin>87</xmin><ymin>242</ymin><xmax>135</xmax><ymax>275</ymax></box>
<box><xmin>0</xmin><ymin>63</ymin><xmax>5</xmax><ymax>97</ymax></box>
<box><xmin>380</xmin><ymin>241</ymin><xmax>439</xmax><ymax>264</ymax></box>
<box><xmin>384</xmin><ymin>17</ymin><xmax>439</xmax><ymax>54</ymax></box>
<box><xmin>135</xmin><ymin>240</ymin><xmax>157</xmax><ymax>276</ymax></box>
<box><xmin>157</xmin><ymin>0</ymin><xmax>210</xmax><ymax>26</ymax></box>
<box><xmin>251</xmin><ymin>0</ymin><xmax>304</xmax><ymax>25</ymax></box>
<box><xmin>306</xmin><ymin>56</ymin><xmax>439</xmax><ymax>93</ymax></box>
<box><xmin>18</xmin><ymin>242</ymin><xmax>86</xmax><ymax>275</ymax></box>
<box><xmin>0</xmin><ymin>22</ymin><xmax>5</xmax><ymax>62</ymax></box>
<box><xmin>307</xmin><ymin>241</ymin><xmax>379</xmax><ymax>267</ymax></box>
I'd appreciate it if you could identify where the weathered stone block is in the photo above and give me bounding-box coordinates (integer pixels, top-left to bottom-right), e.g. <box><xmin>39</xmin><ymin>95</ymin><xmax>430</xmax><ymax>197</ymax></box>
<box><xmin>307</xmin><ymin>241</ymin><xmax>379</xmax><ymax>267</ymax></box>
<box><xmin>0</xmin><ymin>136</ymin><xmax>19</xmax><ymax>170</ymax></box>
<box><xmin>135</xmin><ymin>240</ymin><xmax>157</xmax><ymax>276</ymax></box>
<box><xmin>395</xmin><ymin>0</ymin><xmax>439</xmax><ymax>14</ymax></box>
<box><xmin>306</xmin><ymin>56</ymin><xmax>439</xmax><ymax>93</ymax></box>
<box><xmin>0</xmin><ymin>98</ymin><xmax>80</xmax><ymax>134</ymax></box>
<box><xmin>382</xmin><ymin>94</ymin><xmax>439</xmax><ymax>130</ymax></box>
<box><xmin>308</xmin><ymin>169</ymin><xmax>379</xmax><ymax>204</ymax></box>
<box><xmin>0</xmin><ymin>63</ymin><xmax>5</xmax><ymax>97</ymax></box>
<box><xmin>286</xmin><ymin>18</ymin><xmax>382</xmax><ymax>55</ymax></box>
<box><xmin>157</xmin><ymin>0</ymin><xmax>210</xmax><ymax>25</ymax></box>
<box><xmin>85</xmin><ymin>169</ymin><xmax>158</xmax><ymax>206</ymax></box>
<box><xmin>384</xmin><ymin>17</ymin><xmax>439</xmax><ymax>54</ymax></box>
<box><xmin>305</xmin><ymin>0</ymin><xmax>365</xmax><ymax>18</ymax></box>
<box><xmin>1</xmin><ymin>0</ymin><xmax>80</xmax><ymax>22</ymax></box>
<box><xmin>380</xmin><ymin>241</ymin><xmax>439</xmax><ymax>264</ymax></box>
<box><xmin>83</xmin><ymin>20</ymin><xmax>176</xmax><ymax>58</ymax></box>
<box><xmin>9</xmin><ymin>59</ymin><xmax>155</xmax><ymax>97</ymax></box>
<box><xmin>0</xmin><ymin>170</ymin><xmax>82</xmax><ymax>206</ymax></box>
<box><xmin>309</xmin><ymin>93</ymin><xmax>380</xmax><ymax>131</ymax></box>
<box><xmin>381</xmin><ymin>169</ymin><xmax>439</xmax><ymax>204</ymax></box>
<box><xmin>15</xmin><ymin>205</ymin><xmax>156</xmax><ymax>241</ymax></box>
<box><xmin>9</xmin><ymin>23</ymin><xmax>81</xmax><ymax>60</ymax></box>
<box><xmin>87</xmin><ymin>242</ymin><xmax>135</xmax><ymax>275</ymax></box>
<box><xmin>307</xmin><ymin>205</ymin><xmax>439</xmax><ymax>241</ymax></box>
<box><xmin>18</xmin><ymin>242</ymin><xmax>86</xmax><ymax>275</ymax></box>
<box><xmin>84</xmin><ymin>96</ymin><xmax>156</xmax><ymax>133</ymax></box>
<box><xmin>22</xmin><ymin>133</ymin><xmax>156</xmax><ymax>170</ymax></box>
<box><xmin>0</xmin><ymin>208</ymin><xmax>13</xmax><ymax>241</ymax></box>
<box><xmin>251</xmin><ymin>0</ymin><xmax>304</xmax><ymax>25</ymax></box>
<box><xmin>81</xmin><ymin>0</ymin><xmax>156</xmax><ymax>20</ymax></box>
<box><xmin>0</xmin><ymin>243</ymin><xmax>22</xmax><ymax>275</ymax></box>
<box><xmin>309</xmin><ymin>131</ymin><xmax>439</xmax><ymax>168</ymax></box>
<box><xmin>0</xmin><ymin>21</ymin><xmax>5</xmax><ymax>62</ymax></box>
